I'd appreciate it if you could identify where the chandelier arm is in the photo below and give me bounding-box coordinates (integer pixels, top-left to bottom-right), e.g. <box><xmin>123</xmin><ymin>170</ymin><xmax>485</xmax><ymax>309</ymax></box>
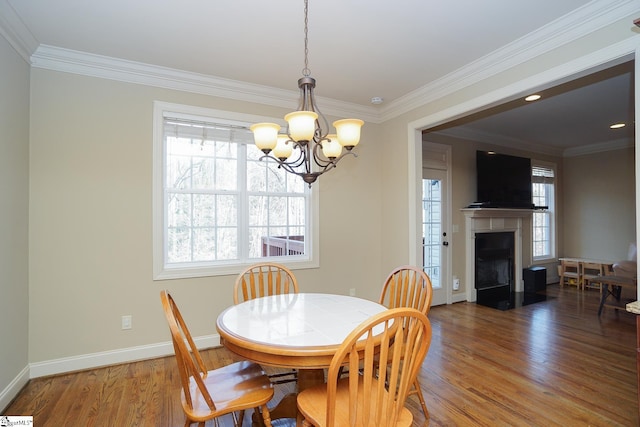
<box><xmin>307</xmin><ymin>85</ymin><xmax>329</xmax><ymax>139</ymax></box>
<box><xmin>310</xmin><ymin>139</ymin><xmax>334</xmax><ymax>168</ymax></box>
<box><xmin>312</xmin><ymin>145</ymin><xmax>357</xmax><ymax>169</ymax></box>
<box><xmin>284</xmin><ymin>142</ymin><xmax>307</xmax><ymax>168</ymax></box>
<box><xmin>259</xmin><ymin>154</ymin><xmax>304</xmax><ymax>175</ymax></box>
<box><xmin>296</xmin><ymin>84</ymin><xmax>307</xmax><ymax>111</ymax></box>
<box><xmin>259</xmin><ymin>146</ymin><xmax>306</xmax><ymax>170</ymax></box>
<box><xmin>260</xmin><ymin>153</ymin><xmax>321</xmax><ymax>187</ymax></box>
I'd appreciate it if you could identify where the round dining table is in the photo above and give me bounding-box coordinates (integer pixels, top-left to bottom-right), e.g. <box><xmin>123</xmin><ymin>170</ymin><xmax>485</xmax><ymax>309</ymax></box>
<box><xmin>216</xmin><ymin>292</ymin><xmax>388</xmax><ymax>425</ymax></box>
<box><xmin>217</xmin><ymin>292</ymin><xmax>388</xmax><ymax>370</ymax></box>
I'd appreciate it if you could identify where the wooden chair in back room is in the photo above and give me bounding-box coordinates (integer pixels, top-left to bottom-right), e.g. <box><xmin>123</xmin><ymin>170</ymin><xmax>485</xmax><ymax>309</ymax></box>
<box><xmin>160</xmin><ymin>290</ymin><xmax>274</xmax><ymax>427</ymax></box>
<box><xmin>378</xmin><ymin>265</ymin><xmax>433</xmax><ymax>418</ymax></box>
<box><xmin>297</xmin><ymin>307</ymin><xmax>433</xmax><ymax>427</ymax></box>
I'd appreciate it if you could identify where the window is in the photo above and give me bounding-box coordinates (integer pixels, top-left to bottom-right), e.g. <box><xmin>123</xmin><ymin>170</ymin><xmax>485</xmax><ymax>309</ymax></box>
<box><xmin>153</xmin><ymin>102</ymin><xmax>318</xmax><ymax>279</ymax></box>
<box><xmin>532</xmin><ymin>164</ymin><xmax>555</xmax><ymax>260</ymax></box>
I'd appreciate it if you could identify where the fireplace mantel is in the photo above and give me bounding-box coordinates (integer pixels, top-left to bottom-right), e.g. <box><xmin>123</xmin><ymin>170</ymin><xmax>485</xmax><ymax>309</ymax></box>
<box><xmin>462</xmin><ymin>208</ymin><xmax>533</xmax><ymax>302</ymax></box>
<box><xmin>461</xmin><ymin>208</ymin><xmax>535</xmax><ymax>219</ymax></box>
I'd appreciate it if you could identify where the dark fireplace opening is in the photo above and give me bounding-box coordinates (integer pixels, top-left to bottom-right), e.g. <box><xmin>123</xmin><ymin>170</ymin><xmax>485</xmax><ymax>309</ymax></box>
<box><xmin>475</xmin><ymin>232</ymin><xmax>514</xmax><ymax>310</ymax></box>
<box><xmin>475</xmin><ymin>232</ymin><xmax>514</xmax><ymax>290</ymax></box>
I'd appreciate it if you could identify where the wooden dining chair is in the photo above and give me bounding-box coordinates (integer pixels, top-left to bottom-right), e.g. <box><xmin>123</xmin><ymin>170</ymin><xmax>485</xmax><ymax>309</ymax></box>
<box><xmin>160</xmin><ymin>290</ymin><xmax>274</xmax><ymax>427</ymax></box>
<box><xmin>378</xmin><ymin>265</ymin><xmax>433</xmax><ymax>418</ymax></box>
<box><xmin>233</xmin><ymin>262</ymin><xmax>299</xmax><ymax>304</ymax></box>
<box><xmin>297</xmin><ymin>307</ymin><xmax>432</xmax><ymax>427</ymax></box>
<box><xmin>234</xmin><ymin>262</ymin><xmax>299</xmax><ymax>385</ymax></box>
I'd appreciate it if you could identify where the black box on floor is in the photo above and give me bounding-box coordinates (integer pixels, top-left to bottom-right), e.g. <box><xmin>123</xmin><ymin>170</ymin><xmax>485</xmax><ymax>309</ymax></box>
<box><xmin>523</xmin><ymin>266</ymin><xmax>546</xmax><ymax>293</ymax></box>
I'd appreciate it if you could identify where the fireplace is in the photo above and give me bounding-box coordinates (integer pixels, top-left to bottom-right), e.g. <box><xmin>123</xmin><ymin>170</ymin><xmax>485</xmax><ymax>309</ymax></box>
<box><xmin>462</xmin><ymin>208</ymin><xmax>534</xmax><ymax>308</ymax></box>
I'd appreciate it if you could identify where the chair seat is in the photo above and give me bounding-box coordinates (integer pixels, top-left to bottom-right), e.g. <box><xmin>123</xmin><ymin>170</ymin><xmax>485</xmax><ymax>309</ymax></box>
<box><xmin>183</xmin><ymin>360</ymin><xmax>273</xmax><ymax>421</ymax></box>
<box><xmin>297</xmin><ymin>377</ymin><xmax>413</xmax><ymax>427</ymax></box>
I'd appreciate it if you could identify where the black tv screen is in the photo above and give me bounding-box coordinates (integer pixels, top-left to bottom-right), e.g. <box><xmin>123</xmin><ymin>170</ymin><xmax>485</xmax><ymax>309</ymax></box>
<box><xmin>475</xmin><ymin>151</ymin><xmax>533</xmax><ymax>209</ymax></box>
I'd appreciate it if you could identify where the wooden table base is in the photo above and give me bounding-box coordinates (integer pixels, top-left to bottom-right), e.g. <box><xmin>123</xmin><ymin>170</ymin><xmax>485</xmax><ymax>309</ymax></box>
<box><xmin>252</xmin><ymin>369</ymin><xmax>326</xmax><ymax>427</ymax></box>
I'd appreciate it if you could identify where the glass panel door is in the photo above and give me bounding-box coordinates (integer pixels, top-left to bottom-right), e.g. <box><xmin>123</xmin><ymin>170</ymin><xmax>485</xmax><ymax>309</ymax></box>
<box><xmin>422</xmin><ymin>168</ymin><xmax>448</xmax><ymax>305</ymax></box>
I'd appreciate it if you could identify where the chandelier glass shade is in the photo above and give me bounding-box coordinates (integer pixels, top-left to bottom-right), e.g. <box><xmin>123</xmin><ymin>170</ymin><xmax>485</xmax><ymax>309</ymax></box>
<box><xmin>250</xmin><ymin>0</ymin><xmax>363</xmax><ymax>186</ymax></box>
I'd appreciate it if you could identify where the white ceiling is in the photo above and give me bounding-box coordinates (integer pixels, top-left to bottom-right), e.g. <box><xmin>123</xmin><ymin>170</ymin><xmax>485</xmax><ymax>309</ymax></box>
<box><xmin>429</xmin><ymin>61</ymin><xmax>635</xmax><ymax>156</ymax></box>
<box><xmin>2</xmin><ymin>0</ymin><xmax>638</xmax><ymax>155</ymax></box>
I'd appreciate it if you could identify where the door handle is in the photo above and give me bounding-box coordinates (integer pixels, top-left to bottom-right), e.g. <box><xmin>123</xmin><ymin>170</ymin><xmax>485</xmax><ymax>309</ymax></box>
<box><xmin>443</xmin><ymin>241</ymin><xmax>449</xmax><ymax>246</ymax></box>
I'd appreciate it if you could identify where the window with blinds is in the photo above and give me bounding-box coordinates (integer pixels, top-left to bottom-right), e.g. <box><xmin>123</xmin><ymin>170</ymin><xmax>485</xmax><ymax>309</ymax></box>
<box><xmin>153</xmin><ymin>102</ymin><xmax>314</xmax><ymax>279</ymax></box>
<box><xmin>532</xmin><ymin>164</ymin><xmax>555</xmax><ymax>259</ymax></box>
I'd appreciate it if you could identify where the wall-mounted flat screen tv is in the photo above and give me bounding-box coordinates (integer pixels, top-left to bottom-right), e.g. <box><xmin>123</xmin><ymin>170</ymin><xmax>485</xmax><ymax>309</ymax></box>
<box><xmin>474</xmin><ymin>150</ymin><xmax>533</xmax><ymax>209</ymax></box>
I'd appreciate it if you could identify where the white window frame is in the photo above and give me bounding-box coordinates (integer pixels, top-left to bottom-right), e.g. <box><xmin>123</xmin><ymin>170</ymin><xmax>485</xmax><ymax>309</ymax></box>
<box><xmin>532</xmin><ymin>160</ymin><xmax>556</xmax><ymax>261</ymax></box>
<box><xmin>152</xmin><ymin>101</ymin><xmax>319</xmax><ymax>280</ymax></box>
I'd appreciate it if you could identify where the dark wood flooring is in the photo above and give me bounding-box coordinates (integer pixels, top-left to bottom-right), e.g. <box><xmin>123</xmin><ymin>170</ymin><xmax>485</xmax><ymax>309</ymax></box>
<box><xmin>3</xmin><ymin>284</ymin><xmax>638</xmax><ymax>426</ymax></box>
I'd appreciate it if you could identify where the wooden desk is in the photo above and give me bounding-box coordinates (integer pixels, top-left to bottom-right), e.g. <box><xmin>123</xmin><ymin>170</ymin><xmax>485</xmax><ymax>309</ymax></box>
<box><xmin>594</xmin><ymin>275</ymin><xmax>637</xmax><ymax>315</ymax></box>
<box><xmin>216</xmin><ymin>293</ymin><xmax>387</xmax><ymax>425</ymax></box>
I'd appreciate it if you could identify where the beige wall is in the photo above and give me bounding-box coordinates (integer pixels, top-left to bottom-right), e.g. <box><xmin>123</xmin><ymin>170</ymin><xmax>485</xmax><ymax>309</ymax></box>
<box><xmin>563</xmin><ymin>148</ymin><xmax>636</xmax><ymax>261</ymax></box>
<box><xmin>0</xmin><ymin>35</ymin><xmax>30</xmax><ymax>405</ymax></box>
<box><xmin>28</xmin><ymin>69</ymin><xmax>383</xmax><ymax>363</ymax></box>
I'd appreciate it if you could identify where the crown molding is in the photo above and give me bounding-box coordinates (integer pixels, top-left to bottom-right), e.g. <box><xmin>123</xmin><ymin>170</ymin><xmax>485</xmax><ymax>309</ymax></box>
<box><xmin>380</xmin><ymin>0</ymin><xmax>640</xmax><ymax>121</ymax></box>
<box><xmin>30</xmin><ymin>44</ymin><xmax>381</xmax><ymax>124</ymax></box>
<box><xmin>432</xmin><ymin>127</ymin><xmax>564</xmax><ymax>157</ymax></box>
<box><xmin>562</xmin><ymin>137</ymin><xmax>634</xmax><ymax>157</ymax></box>
<box><xmin>0</xmin><ymin>0</ymin><xmax>38</xmax><ymax>63</ymax></box>
<box><xmin>433</xmin><ymin>125</ymin><xmax>634</xmax><ymax>158</ymax></box>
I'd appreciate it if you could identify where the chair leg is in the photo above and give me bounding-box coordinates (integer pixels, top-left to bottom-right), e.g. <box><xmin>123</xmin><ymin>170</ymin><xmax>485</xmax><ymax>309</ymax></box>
<box><xmin>412</xmin><ymin>378</ymin><xmax>429</xmax><ymax>419</ymax></box>
<box><xmin>260</xmin><ymin>404</ymin><xmax>273</xmax><ymax>427</ymax></box>
<box><xmin>236</xmin><ymin>409</ymin><xmax>245</xmax><ymax>427</ymax></box>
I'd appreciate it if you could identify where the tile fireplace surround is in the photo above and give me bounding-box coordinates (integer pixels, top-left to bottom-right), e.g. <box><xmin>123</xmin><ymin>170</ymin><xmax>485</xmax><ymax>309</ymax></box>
<box><xmin>462</xmin><ymin>208</ymin><xmax>534</xmax><ymax>303</ymax></box>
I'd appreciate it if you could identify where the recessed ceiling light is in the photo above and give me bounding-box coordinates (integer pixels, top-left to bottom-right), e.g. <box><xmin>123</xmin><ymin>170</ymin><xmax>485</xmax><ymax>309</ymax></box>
<box><xmin>525</xmin><ymin>94</ymin><xmax>541</xmax><ymax>102</ymax></box>
<box><xmin>610</xmin><ymin>123</ymin><xmax>626</xmax><ymax>129</ymax></box>
<box><xmin>371</xmin><ymin>97</ymin><xmax>384</xmax><ymax>105</ymax></box>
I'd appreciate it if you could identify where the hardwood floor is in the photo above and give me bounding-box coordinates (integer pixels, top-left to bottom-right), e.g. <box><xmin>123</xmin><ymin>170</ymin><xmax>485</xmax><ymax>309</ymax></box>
<box><xmin>3</xmin><ymin>284</ymin><xmax>637</xmax><ymax>426</ymax></box>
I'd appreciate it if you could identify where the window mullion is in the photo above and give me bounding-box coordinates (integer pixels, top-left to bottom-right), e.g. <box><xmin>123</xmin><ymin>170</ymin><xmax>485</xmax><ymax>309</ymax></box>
<box><xmin>238</xmin><ymin>143</ymin><xmax>249</xmax><ymax>261</ymax></box>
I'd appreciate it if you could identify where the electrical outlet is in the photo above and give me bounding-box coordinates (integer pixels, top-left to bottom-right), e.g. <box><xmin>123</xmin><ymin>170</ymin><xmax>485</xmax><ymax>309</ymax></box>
<box><xmin>121</xmin><ymin>315</ymin><xmax>132</xmax><ymax>330</ymax></box>
<box><xmin>349</xmin><ymin>288</ymin><xmax>356</xmax><ymax>296</ymax></box>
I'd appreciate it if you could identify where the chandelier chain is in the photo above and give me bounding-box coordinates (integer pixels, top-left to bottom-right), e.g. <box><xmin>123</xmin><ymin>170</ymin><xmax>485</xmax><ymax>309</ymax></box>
<box><xmin>302</xmin><ymin>0</ymin><xmax>310</xmax><ymax>77</ymax></box>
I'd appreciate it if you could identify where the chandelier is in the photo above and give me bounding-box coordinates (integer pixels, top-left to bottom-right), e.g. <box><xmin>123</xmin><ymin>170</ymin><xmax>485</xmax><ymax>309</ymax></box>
<box><xmin>250</xmin><ymin>0</ymin><xmax>364</xmax><ymax>186</ymax></box>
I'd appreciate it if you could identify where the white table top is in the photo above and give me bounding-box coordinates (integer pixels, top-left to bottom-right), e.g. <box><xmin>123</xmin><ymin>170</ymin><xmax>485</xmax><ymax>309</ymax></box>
<box><xmin>218</xmin><ymin>293</ymin><xmax>387</xmax><ymax>349</ymax></box>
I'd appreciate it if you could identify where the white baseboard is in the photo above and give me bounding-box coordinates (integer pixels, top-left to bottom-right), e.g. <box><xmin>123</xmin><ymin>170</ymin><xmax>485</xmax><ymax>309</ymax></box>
<box><xmin>29</xmin><ymin>334</ymin><xmax>220</xmax><ymax>379</ymax></box>
<box><xmin>452</xmin><ymin>293</ymin><xmax>467</xmax><ymax>304</ymax></box>
<box><xmin>0</xmin><ymin>365</ymin><xmax>29</xmax><ymax>412</ymax></box>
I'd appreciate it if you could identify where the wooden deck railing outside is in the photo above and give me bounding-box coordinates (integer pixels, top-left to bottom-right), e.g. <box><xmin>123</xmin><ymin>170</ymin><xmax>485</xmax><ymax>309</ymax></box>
<box><xmin>261</xmin><ymin>235</ymin><xmax>304</xmax><ymax>256</ymax></box>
